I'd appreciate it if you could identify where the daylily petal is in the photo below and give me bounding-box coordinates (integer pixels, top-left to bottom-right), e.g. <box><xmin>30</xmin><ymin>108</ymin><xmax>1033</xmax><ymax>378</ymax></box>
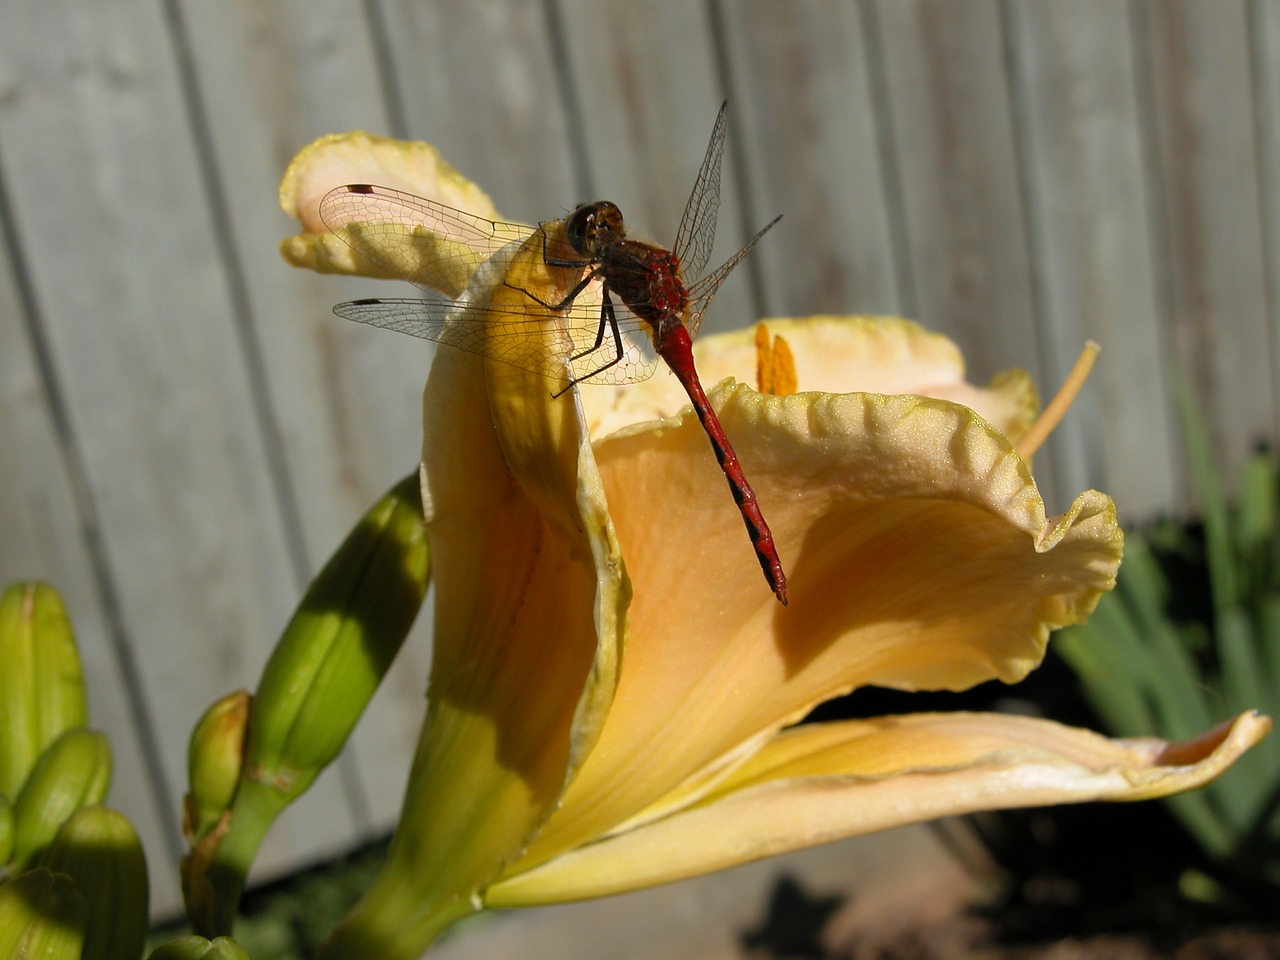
<box><xmin>278</xmin><ymin>131</ymin><xmax>501</xmax><ymax>283</ymax></box>
<box><xmin>515</xmin><ymin>383</ymin><xmax>1121</xmax><ymax>870</ymax></box>
<box><xmin>323</xmin><ymin>236</ymin><xmax>628</xmax><ymax>955</ymax></box>
<box><xmin>579</xmin><ymin>316</ymin><xmax>1038</xmax><ymax>441</ymax></box>
<box><xmin>486</xmin><ymin>710</ymin><xmax>1270</xmax><ymax>905</ymax></box>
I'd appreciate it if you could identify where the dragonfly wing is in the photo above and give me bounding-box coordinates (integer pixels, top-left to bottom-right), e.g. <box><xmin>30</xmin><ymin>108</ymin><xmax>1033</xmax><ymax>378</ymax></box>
<box><xmin>324</xmin><ymin>185</ymin><xmax>661</xmax><ymax>387</ymax></box>
<box><xmin>671</xmin><ymin>102</ymin><xmax>728</xmax><ymax>280</ymax></box>
<box><xmin>334</xmin><ymin>291</ymin><xmax>657</xmax><ymax>386</ymax></box>
<box><xmin>560</xmin><ymin>298</ymin><xmax>661</xmax><ymax>386</ymax></box>
<box><xmin>683</xmin><ymin>214</ymin><xmax>782</xmax><ymax>338</ymax></box>
<box><xmin>320</xmin><ymin>184</ymin><xmax>533</xmax><ymax>297</ymax></box>
<box><xmin>333</xmin><ymin>297</ymin><xmax>489</xmax><ymax>359</ymax></box>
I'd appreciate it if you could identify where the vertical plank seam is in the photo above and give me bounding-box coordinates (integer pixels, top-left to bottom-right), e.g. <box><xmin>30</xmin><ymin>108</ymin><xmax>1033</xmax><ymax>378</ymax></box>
<box><xmin>996</xmin><ymin>1</ymin><xmax>1047</xmax><ymax>377</ymax></box>
<box><xmin>1126</xmin><ymin>0</ymin><xmax>1187</xmax><ymax>504</ymax></box>
<box><xmin>1245</xmin><ymin>0</ymin><xmax>1280</xmax><ymax>442</ymax></box>
<box><xmin>707</xmin><ymin>0</ymin><xmax>771</xmax><ymax>318</ymax></box>
<box><xmin>159</xmin><ymin>0</ymin><xmax>375</xmax><ymax>838</ymax></box>
<box><xmin>859</xmin><ymin>0</ymin><xmax>918</xmax><ymax>322</ymax></box>
<box><xmin>0</xmin><ymin>155</ymin><xmax>184</xmax><ymax>864</ymax></box>
<box><xmin>998</xmin><ymin>0</ymin><xmax>1082</xmax><ymax>508</ymax></box>
<box><xmin>541</xmin><ymin>0</ymin><xmax>596</xmax><ymax>199</ymax></box>
<box><xmin>363</xmin><ymin>0</ymin><xmax>412</xmax><ymax>140</ymax></box>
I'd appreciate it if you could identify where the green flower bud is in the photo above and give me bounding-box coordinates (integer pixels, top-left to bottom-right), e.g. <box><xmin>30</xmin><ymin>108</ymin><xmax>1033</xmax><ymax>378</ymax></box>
<box><xmin>147</xmin><ymin>935</ymin><xmax>251</xmax><ymax>960</ymax></box>
<box><xmin>182</xmin><ymin>474</ymin><xmax>429</xmax><ymax>937</ymax></box>
<box><xmin>12</xmin><ymin>728</ymin><xmax>111</xmax><ymax>871</ymax></box>
<box><xmin>40</xmin><ymin>806</ymin><xmax>148</xmax><ymax>960</ymax></box>
<box><xmin>247</xmin><ymin>472</ymin><xmax>429</xmax><ymax>801</ymax></box>
<box><xmin>0</xmin><ymin>583</ymin><xmax>87</xmax><ymax>798</ymax></box>
<box><xmin>185</xmin><ymin>691</ymin><xmax>250</xmax><ymax>842</ymax></box>
<box><xmin>0</xmin><ymin>867</ymin><xmax>86</xmax><ymax>960</ymax></box>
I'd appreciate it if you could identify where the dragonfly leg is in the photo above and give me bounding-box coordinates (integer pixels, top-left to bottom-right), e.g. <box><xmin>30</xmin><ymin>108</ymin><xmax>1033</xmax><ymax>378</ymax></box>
<box><xmin>566</xmin><ymin>295</ymin><xmax>613</xmax><ymax>362</ymax></box>
<box><xmin>507</xmin><ymin>266</ymin><xmax>601</xmax><ymax>313</ymax></box>
<box><xmin>551</xmin><ymin>293</ymin><xmax>625</xmax><ymax>398</ymax></box>
<box><xmin>506</xmin><ymin>225</ymin><xmax>602</xmax><ymax>308</ymax></box>
<box><xmin>539</xmin><ymin>220</ymin><xmax>593</xmax><ymax>269</ymax></box>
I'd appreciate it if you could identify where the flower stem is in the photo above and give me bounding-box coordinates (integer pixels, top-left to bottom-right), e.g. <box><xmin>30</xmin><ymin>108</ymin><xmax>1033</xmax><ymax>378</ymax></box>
<box><xmin>316</xmin><ymin>874</ymin><xmax>477</xmax><ymax>960</ymax></box>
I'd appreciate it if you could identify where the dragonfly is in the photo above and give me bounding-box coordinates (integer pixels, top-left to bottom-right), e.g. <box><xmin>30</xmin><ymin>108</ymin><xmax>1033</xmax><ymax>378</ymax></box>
<box><xmin>320</xmin><ymin>103</ymin><xmax>789</xmax><ymax>605</ymax></box>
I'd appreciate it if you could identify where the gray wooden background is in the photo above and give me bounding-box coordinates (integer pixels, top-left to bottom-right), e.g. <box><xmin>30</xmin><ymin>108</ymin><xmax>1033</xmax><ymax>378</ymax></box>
<box><xmin>1</xmin><ymin>0</ymin><xmax>1277</xmax><ymax>918</ymax></box>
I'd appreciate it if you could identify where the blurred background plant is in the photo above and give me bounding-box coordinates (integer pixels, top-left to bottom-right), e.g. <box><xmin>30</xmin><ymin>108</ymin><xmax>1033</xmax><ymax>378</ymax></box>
<box><xmin>972</xmin><ymin>382</ymin><xmax>1280</xmax><ymax>934</ymax></box>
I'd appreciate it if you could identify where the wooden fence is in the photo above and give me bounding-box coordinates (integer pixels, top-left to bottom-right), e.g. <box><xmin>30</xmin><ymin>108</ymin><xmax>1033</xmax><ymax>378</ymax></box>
<box><xmin>1</xmin><ymin>0</ymin><xmax>1277</xmax><ymax>916</ymax></box>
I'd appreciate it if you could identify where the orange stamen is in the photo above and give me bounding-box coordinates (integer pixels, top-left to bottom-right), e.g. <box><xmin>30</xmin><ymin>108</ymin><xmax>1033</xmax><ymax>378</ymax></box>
<box><xmin>754</xmin><ymin>324</ymin><xmax>798</xmax><ymax>397</ymax></box>
<box><xmin>1015</xmin><ymin>341</ymin><xmax>1100</xmax><ymax>460</ymax></box>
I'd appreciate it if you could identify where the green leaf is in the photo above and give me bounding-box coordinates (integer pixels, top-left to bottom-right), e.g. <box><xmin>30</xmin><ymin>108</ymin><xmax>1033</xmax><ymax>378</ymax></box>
<box><xmin>1173</xmin><ymin>376</ymin><xmax>1238</xmax><ymax>610</ymax></box>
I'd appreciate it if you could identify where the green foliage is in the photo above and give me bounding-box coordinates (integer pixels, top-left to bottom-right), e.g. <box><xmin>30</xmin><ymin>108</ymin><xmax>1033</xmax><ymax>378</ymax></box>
<box><xmin>1056</xmin><ymin>382</ymin><xmax>1280</xmax><ymax>898</ymax></box>
<box><xmin>0</xmin><ymin>582</ymin><xmax>152</xmax><ymax>960</ymax></box>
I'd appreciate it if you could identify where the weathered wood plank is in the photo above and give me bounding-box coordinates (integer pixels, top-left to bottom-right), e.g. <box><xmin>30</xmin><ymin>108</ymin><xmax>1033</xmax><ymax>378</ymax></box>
<box><xmin>1005</xmin><ymin>0</ymin><xmax>1178</xmax><ymax>520</ymax></box>
<box><xmin>375</xmin><ymin>0</ymin><xmax>579</xmax><ymax>225</ymax></box>
<box><xmin>554</xmin><ymin>0</ymin><xmax>763</xmax><ymax>337</ymax></box>
<box><xmin>0</xmin><ymin>0</ymin><xmax>359</xmax><ymax>909</ymax></box>
<box><xmin>719</xmin><ymin>0</ymin><xmax>903</xmax><ymax>320</ymax></box>
<box><xmin>1138</xmin><ymin>0</ymin><xmax>1273</xmax><ymax>485</ymax></box>
<box><xmin>0</xmin><ymin>201</ymin><xmax>177</xmax><ymax>912</ymax></box>
<box><xmin>868</xmin><ymin>0</ymin><xmax>1055</xmax><ymax>502</ymax></box>
<box><xmin>869</xmin><ymin>0</ymin><xmax>1041</xmax><ymax>374</ymax></box>
<box><xmin>177</xmin><ymin>0</ymin><xmax>442</xmax><ymax>836</ymax></box>
<box><xmin>1251</xmin><ymin>0</ymin><xmax>1280</xmax><ymax>443</ymax></box>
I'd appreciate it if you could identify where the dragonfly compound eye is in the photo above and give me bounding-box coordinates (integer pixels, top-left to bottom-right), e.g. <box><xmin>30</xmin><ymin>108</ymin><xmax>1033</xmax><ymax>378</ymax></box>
<box><xmin>566</xmin><ymin>201</ymin><xmax>626</xmax><ymax>258</ymax></box>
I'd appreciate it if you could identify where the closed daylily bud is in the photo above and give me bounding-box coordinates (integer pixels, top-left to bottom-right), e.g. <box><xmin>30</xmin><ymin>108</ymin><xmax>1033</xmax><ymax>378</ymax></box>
<box><xmin>12</xmin><ymin>728</ymin><xmax>111</xmax><ymax>871</ymax></box>
<box><xmin>148</xmin><ymin>935</ymin><xmax>251</xmax><ymax>960</ymax></box>
<box><xmin>40</xmin><ymin>806</ymin><xmax>148</xmax><ymax>960</ymax></box>
<box><xmin>185</xmin><ymin>691</ymin><xmax>250</xmax><ymax>842</ymax></box>
<box><xmin>0</xmin><ymin>583</ymin><xmax>88</xmax><ymax>798</ymax></box>
<box><xmin>247</xmin><ymin>472</ymin><xmax>428</xmax><ymax>801</ymax></box>
<box><xmin>0</xmin><ymin>867</ymin><xmax>86</xmax><ymax>960</ymax></box>
<box><xmin>183</xmin><ymin>473</ymin><xmax>429</xmax><ymax>937</ymax></box>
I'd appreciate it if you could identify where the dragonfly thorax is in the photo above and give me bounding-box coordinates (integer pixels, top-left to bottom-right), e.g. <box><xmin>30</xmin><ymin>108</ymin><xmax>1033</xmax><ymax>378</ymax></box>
<box><xmin>609</xmin><ymin>246</ymin><xmax>688</xmax><ymax>327</ymax></box>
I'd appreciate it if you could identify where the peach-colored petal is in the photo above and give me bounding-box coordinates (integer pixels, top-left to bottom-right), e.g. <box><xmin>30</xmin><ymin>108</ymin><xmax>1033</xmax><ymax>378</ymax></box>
<box><xmin>328</xmin><ymin>233</ymin><xmax>628</xmax><ymax>949</ymax></box>
<box><xmin>278</xmin><ymin>131</ymin><xmax>506</xmax><ymax>286</ymax></box>
<box><xmin>279</xmin><ymin>131</ymin><xmax>499</xmax><ymax>231</ymax></box>
<box><xmin>486</xmin><ymin>711</ymin><xmax>1270</xmax><ymax>905</ymax></box>
<box><xmin>513</xmin><ymin>384</ymin><xmax>1120</xmax><ymax>871</ymax></box>
<box><xmin>579</xmin><ymin>316</ymin><xmax>1038</xmax><ymax>440</ymax></box>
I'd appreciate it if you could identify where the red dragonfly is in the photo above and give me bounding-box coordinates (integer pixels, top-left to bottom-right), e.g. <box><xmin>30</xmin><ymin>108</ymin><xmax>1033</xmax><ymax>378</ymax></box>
<box><xmin>320</xmin><ymin>103</ymin><xmax>788</xmax><ymax>605</ymax></box>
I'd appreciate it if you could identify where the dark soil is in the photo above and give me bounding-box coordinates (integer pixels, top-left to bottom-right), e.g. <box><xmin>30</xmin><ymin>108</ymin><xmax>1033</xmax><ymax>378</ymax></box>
<box><xmin>843</xmin><ymin>913</ymin><xmax>1280</xmax><ymax>960</ymax></box>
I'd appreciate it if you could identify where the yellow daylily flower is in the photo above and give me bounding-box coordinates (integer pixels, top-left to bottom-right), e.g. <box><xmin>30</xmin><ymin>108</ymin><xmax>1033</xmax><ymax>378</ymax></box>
<box><xmin>281</xmin><ymin>133</ymin><xmax>1270</xmax><ymax>960</ymax></box>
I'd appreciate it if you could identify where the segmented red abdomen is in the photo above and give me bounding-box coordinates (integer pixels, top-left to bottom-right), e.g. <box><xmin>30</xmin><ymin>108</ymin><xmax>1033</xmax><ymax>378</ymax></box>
<box><xmin>652</xmin><ymin>322</ymin><xmax>789</xmax><ymax>605</ymax></box>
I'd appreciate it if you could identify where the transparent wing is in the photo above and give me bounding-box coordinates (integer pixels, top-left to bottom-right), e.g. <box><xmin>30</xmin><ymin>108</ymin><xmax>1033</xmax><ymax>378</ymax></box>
<box><xmin>683</xmin><ymin>214</ymin><xmax>782</xmax><ymax>338</ymax></box>
<box><xmin>671</xmin><ymin>101</ymin><xmax>728</xmax><ymax>280</ymax></box>
<box><xmin>320</xmin><ymin>184</ymin><xmax>535</xmax><ymax>297</ymax></box>
<box><xmin>331</xmin><ymin>292</ymin><xmax>658</xmax><ymax>387</ymax></box>
<box><xmin>322</xmin><ymin>183</ymin><xmax>661</xmax><ymax>385</ymax></box>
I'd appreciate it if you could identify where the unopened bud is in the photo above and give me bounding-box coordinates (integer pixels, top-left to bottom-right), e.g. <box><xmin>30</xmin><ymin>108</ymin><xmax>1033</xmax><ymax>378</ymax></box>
<box><xmin>185</xmin><ymin>691</ymin><xmax>250</xmax><ymax>842</ymax></box>
<box><xmin>247</xmin><ymin>472</ymin><xmax>428</xmax><ymax>801</ymax></box>
<box><xmin>0</xmin><ymin>867</ymin><xmax>86</xmax><ymax>960</ymax></box>
<box><xmin>0</xmin><ymin>582</ymin><xmax>87</xmax><ymax>798</ymax></box>
<box><xmin>40</xmin><ymin>805</ymin><xmax>148</xmax><ymax>960</ymax></box>
<box><xmin>12</xmin><ymin>728</ymin><xmax>111</xmax><ymax>871</ymax></box>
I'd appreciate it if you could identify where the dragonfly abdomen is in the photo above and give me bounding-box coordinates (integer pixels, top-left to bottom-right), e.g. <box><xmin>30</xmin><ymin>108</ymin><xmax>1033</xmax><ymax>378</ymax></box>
<box><xmin>653</xmin><ymin>323</ymin><xmax>789</xmax><ymax>605</ymax></box>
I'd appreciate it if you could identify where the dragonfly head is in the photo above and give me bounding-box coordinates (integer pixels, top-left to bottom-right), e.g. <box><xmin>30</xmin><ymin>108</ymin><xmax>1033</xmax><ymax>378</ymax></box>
<box><xmin>566</xmin><ymin>201</ymin><xmax>626</xmax><ymax>260</ymax></box>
